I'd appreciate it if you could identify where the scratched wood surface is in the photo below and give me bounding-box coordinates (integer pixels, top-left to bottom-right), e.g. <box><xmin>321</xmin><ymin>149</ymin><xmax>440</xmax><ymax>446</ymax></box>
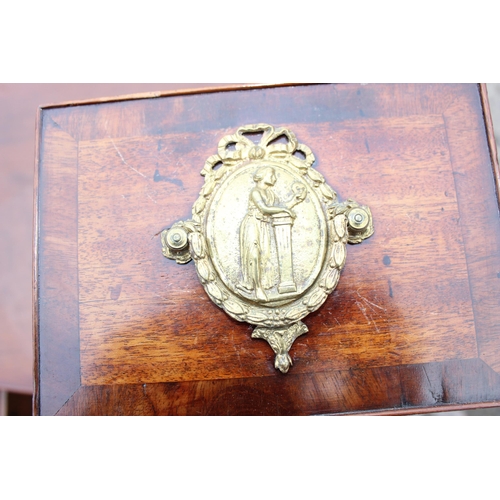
<box><xmin>0</xmin><ymin>83</ymin><xmax>226</xmax><ymax>394</ymax></box>
<box><xmin>35</xmin><ymin>83</ymin><xmax>500</xmax><ymax>415</ymax></box>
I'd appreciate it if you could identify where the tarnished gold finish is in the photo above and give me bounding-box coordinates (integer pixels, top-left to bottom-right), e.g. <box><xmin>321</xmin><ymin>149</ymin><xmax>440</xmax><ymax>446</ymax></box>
<box><xmin>160</xmin><ymin>124</ymin><xmax>373</xmax><ymax>373</ymax></box>
<box><xmin>161</xmin><ymin>221</ymin><xmax>193</xmax><ymax>264</ymax></box>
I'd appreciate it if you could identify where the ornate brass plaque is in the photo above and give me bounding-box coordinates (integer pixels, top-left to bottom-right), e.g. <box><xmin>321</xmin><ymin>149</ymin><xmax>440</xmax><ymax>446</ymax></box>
<box><xmin>161</xmin><ymin>124</ymin><xmax>373</xmax><ymax>373</ymax></box>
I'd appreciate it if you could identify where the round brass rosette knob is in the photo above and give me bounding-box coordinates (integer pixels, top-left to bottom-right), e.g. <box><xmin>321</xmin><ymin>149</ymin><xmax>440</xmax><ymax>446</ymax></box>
<box><xmin>160</xmin><ymin>124</ymin><xmax>373</xmax><ymax>373</ymax></box>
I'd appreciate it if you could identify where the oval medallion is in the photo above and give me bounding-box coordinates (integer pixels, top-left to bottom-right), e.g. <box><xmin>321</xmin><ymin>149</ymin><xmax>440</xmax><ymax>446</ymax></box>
<box><xmin>161</xmin><ymin>123</ymin><xmax>374</xmax><ymax>373</ymax></box>
<box><xmin>206</xmin><ymin>159</ymin><xmax>327</xmax><ymax>307</ymax></box>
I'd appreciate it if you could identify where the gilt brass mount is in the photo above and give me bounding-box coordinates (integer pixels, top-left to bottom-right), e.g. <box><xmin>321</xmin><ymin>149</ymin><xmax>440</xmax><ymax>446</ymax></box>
<box><xmin>161</xmin><ymin>124</ymin><xmax>373</xmax><ymax>373</ymax></box>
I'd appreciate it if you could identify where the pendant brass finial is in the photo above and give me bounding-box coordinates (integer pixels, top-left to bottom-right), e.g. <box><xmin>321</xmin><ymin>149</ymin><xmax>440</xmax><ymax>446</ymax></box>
<box><xmin>160</xmin><ymin>124</ymin><xmax>373</xmax><ymax>373</ymax></box>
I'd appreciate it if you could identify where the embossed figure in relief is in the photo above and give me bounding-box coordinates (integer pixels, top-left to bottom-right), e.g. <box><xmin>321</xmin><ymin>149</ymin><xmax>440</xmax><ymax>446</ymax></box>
<box><xmin>161</xmin><ymin>123</ymin><xmax>373</xmax><ymax>373</ymax></box>
<box><xmin>238</xmin><ymin>167</ymin><xmax>306</xmax><ymax>302</ymax></box>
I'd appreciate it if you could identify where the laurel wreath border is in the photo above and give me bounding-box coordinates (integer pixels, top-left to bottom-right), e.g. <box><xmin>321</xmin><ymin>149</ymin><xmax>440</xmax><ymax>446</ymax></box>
<box><xmin>178</xmin><ymin>123</ymin><xmax>350</xmax><ymax>328</ymax></box>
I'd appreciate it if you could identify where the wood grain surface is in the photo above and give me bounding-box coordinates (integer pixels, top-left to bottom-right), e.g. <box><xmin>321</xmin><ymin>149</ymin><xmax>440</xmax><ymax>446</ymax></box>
<box><xmin>54</xmin><ymin>359</ymin><xmax>500</xmax><ymax>416</ymax></box>
<box><xmin>0</xmin><ymin>84</ymin><xmax>229</xmax><ymax>394</ymax></box>
<box><xmin>35</xmin><ymin>83</ymin><xmax>500</xmax><ymax>415</ymax></box>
